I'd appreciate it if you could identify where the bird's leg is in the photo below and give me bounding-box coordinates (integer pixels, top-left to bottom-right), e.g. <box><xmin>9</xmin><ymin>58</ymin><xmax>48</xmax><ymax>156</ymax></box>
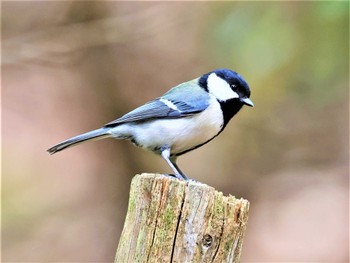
<box><xmin>170</xmin><ymin>156</ymin><xmax>189</xmax><ymax>181</ymax></box>
<box><xmin>161</xmin><ymin>148</ymin><xmax>189</xmax><ymax>181</ymax></box>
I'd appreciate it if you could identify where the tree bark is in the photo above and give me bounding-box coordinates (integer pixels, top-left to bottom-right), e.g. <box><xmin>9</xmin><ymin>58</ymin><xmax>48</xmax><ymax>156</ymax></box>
<box><xmin>115</xmin><ymin>173</ymin><xmax>249</xmax><ymax>263</ymax></box>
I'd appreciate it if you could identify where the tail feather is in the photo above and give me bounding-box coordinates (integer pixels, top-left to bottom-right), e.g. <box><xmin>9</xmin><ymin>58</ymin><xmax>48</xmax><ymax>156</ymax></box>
<box><xmin>47</xmin><ymin>128</ymin><xmax>110</xmax><ymax>154</ymax></box>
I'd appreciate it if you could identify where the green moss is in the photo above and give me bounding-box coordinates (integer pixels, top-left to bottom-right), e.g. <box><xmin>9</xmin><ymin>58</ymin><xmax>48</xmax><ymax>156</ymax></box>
<box><xmin>135</xmin><ymin>230</ymin><xmax>146</xmax><ymax>262</ymax></box>
<box><xmin>163</xmin><ymin>207</ymin><xmax>177</xmax><ymax>226</ymax></box>
<box><xmin>213</xmin><ymin>195</ymin><xmax>224</xmax><ymax>216</ymax></box>
<box><xmin>224</xmin><ymin>239</ymin><xmax>232</xmax><ymax>253</ymax></box>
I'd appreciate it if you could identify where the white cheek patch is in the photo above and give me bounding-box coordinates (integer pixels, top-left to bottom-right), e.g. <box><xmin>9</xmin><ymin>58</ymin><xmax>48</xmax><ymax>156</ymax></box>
<box><xmin>159</xmin><ymin>98</ymin><xmax>179</xmax><ymax>111</ymax></box>
<box><xmin>207</xmin><ymin>73</ymin><xmax>239</xmax><ymax>101</ymax></box>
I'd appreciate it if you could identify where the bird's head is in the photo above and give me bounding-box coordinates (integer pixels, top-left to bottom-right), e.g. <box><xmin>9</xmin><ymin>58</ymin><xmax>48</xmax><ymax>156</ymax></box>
<box><xmin>199</xmin><ymin>68</ymin><xmax>254</xmax><ymax>107</ymax></box>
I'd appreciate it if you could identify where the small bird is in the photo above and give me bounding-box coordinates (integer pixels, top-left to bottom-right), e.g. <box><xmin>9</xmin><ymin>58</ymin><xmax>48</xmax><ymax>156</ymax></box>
<box><xmin>48</xmin><ymin>68</ymin><xmax>253</xmax><ymax>180</ymax></box>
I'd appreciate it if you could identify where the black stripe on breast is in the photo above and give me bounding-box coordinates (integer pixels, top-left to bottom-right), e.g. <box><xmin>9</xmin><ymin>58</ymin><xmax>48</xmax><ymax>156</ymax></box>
<box><xmin>172</xmin><ymin>133</ymin><xmax>221</xmax><ymax>157</ymax></box>
<box><xmin>219</xmin><ymin>99</ymin><xmax>244</xmax><ymax>129</ymax></box>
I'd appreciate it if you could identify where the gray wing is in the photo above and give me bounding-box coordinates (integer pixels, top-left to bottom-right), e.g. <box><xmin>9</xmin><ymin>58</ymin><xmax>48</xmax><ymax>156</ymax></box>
<box><xmin>105</xmin><ymin>79</ymin><xmax>209</xmax><ymax>127</ymax></box>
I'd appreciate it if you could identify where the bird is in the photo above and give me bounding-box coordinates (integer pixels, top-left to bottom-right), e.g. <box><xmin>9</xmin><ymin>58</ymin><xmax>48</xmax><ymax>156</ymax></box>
<box><xmin>47</xmin><ymin>68</ymin><xmax>253</xmax><ymax>180</ymax></box>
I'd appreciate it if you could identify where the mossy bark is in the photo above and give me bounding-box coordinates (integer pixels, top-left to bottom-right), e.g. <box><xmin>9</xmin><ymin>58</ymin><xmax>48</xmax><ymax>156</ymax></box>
<box><xmin>115</xmin><ymin>173</ymin><xmax>249</xmax><ymax>263</ymax></box>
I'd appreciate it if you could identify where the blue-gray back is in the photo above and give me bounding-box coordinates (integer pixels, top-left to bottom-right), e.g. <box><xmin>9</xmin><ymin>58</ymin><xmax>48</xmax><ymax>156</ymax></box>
<box><xmin>105</xmin><ymin>79</ymin><xmax>209</xmax><ymax>127</ymax></box>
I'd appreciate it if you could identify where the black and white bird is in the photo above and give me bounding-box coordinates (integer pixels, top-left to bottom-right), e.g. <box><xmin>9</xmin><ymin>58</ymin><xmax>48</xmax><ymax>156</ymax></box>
<box><xmin>48</xmin><ymin>68</ymin><xmax>253</xmax><ymax>180</ymax></box>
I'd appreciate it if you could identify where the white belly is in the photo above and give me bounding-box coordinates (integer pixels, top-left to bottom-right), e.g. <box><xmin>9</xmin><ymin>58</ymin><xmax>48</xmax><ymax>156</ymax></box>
<box><xmin>109</xmin><ymin>96</ymin><xmax>223</xmax><ymax>155</ymax></box>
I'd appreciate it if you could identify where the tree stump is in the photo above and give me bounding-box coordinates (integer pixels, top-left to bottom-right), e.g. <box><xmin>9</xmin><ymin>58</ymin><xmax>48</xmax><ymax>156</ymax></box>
<box><xmin>115</xmin><ymin>173</ymin><xmax>249</xmax><ymax>263</ymax></box>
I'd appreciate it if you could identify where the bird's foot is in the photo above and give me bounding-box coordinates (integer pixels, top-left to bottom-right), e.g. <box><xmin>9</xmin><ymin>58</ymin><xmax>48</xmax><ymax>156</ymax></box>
<box><xmin>161</xmin><ymin>173</ymin><xmax>189</xmax><ymax>181</ymax></box>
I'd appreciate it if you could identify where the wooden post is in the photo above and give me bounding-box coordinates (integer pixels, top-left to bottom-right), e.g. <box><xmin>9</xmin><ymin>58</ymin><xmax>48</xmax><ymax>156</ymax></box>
<box><xmin>115</xmin><ymin>173</ymin><xmax>249</xmax><ymax>263</ymax></box>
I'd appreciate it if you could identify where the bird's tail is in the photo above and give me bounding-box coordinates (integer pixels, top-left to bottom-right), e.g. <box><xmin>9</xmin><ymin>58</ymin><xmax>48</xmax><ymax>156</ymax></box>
<box><xmin>47</xmin><ymin>128</ymin><xmax>111</xmax><ymax>154</ymax></box>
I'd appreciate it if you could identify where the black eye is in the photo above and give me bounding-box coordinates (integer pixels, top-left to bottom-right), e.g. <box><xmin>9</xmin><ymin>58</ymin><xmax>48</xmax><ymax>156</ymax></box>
<box><xmin>231</xmin><ymin>84</ymin><xmax>240</xmax><ymax>93</ymax></box>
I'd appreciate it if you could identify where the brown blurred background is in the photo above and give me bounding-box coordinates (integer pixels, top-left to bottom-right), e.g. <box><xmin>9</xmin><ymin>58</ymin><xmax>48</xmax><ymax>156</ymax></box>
<box><xmin>2</xmin><ymin>1</ymin><xmax>349</xmax><ymax>262</ymax></box>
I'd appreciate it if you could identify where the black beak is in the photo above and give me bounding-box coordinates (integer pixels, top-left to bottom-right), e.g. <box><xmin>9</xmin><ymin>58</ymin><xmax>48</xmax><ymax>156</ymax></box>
<box><xmin>240</xmin><ymin>97</ymin><xmax>254</xmax><ymax>107</ymax></box>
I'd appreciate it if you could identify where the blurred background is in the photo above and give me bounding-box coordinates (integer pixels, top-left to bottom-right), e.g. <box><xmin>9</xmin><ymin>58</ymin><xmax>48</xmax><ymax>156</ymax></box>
<box><xmin>2</xmin><ymin>1</ymin><xmax>349</xmax><ymax>262</ymax></box>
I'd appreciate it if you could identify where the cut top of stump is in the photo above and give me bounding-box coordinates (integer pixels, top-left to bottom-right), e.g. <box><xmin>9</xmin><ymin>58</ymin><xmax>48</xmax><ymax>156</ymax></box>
<box><xmin>115</xmin><ymin>173</ymin><xmax>250</xmax><ymax>263</ymax></box>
